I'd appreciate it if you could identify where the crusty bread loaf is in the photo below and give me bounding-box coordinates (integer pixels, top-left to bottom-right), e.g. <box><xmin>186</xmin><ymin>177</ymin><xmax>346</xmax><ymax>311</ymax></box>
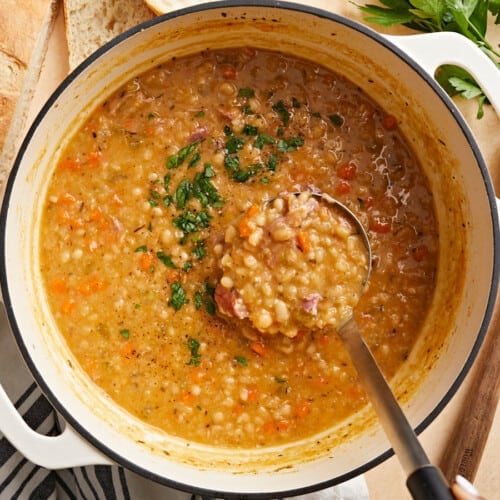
<box><xmin>143</xmin><ymin>0</ymin><xmax>215</xmax><ymax>15</ymax></box>
<box><xmin>63</xmin><ymin>0</ymin><xmax>155</xmax><ymax>70</ymax></box>
<box><xmin>0</xmin><ymin>0</ymin><xmax>59</xmax><ymax>187</ymax></box>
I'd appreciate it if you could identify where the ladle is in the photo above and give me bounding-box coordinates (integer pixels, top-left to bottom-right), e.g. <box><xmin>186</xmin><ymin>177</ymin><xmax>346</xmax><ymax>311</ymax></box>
<box><xmin>219</xmin><ymin>189</ymin><xmax>453</xmax><ymax>499</ymax></box>
<box><xmin>312</xmin><ymin>190</ymin><xmax>453</xmax><ymax>500</ymax></box>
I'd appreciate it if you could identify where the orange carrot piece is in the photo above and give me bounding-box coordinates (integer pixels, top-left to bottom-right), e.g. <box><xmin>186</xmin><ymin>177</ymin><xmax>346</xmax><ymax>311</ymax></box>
<box><xmin>49</xmin><ymin>278</ymin><xmax>67</xmax><ymax>294</ymax></box>
<box><xmin>369</xmin><ymin>216</ymin><xmax>392</xmax><ymax>234</ymax></box>
<box><xmin>250</xmin><ymin>340</ymin><xmax>266</xmax><ymax>357</ymax></box>
<box><xmin>138</xmin><ymin>252</ymin><xmax>155</xmax><ymax>271</ymax></box>
<box><xmin>56</xmin><ymin>193</ymin><xmax>77</xmax><ymax>206</ymax></box>
<box><xmin>181</xmin><ymin>391</ymin><xmax>195</xmax><ymax>405</ymax></box>
<box><xmin>295</xmin><ymin>401</ymin><xmax>312</xmax><ymax>418</ymax></box>
<box><xmin>239</xmin><ymin>205</ymin><xmax>259</xmax><ymax>238</ymax></box>
<box><xmin>86</xmin><ymin>150</ymin><xmax>102</xmax><ymax>168</ymax></box>
<box><xmin>61</xmin><ymin>298</ymin><xmax>76</xmax><ymax>315</ymax></box>
<box><xmin>246</xmin><ymin>385</ymin><xmax>259</xmax><ymax>402</ymax></box>
<box><xmin>276</xmin><ymin>419</ymin><xmax>290</xmax><ymax>431</ymax></box>
<box><xmin>120</xmin><ymin>341</ymin><xmax>136</xmax><ymax>359</ymax></box>
<box><xmin>262</xmin><ymin>421</ymin><xmax>276</xmax><ymax>435</ymax></box>
<box><xmin>335</xmin><ymin>179</ymin><xmax>351</xmax><ymax>195</ymax></box>
<box><xmin>296</xmin><ymin>231</ymin><xmax>310</xmax><ymax>253</ymax></box>
<box><xmin>59</xmin><ymin>158</ymin><xmax>80</xmax><ymax>171</ymax></box>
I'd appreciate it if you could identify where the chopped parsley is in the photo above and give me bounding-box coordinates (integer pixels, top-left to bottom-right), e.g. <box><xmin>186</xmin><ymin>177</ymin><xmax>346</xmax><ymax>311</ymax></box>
<box><xmin>254</xmin><ymin>133</ymin><xmax>275</xmax><ymax>149</ymax></box>
<box><xmin>192</xmin><ymin>239</ymin><xmax>206</xmax><ymax>260</ymax></box>
<box><xmin>135</xmin><ymin>245</ymin><xmax>148</xmax><ymax>252</ymax></box>
<box><xmin>238</xmin><ymin>87</ymin><xmax>255</xmax><ymax>98</ymax></box>
<box><xmin>234</xmin><ymin>355</ymin><xmax>248</xmax><ymax>366</ymax></box>
<box><xmin>156</xmin><ymin>251</ymin><xmax>177</xmax><ymax>269</ymax></box>
<box><xmin>167</xmin><ymin>140</ymin><xmax>200</xmax><ymax>169</ymax></box>
<box><xmin>185</xmin><ymin>336</ymin><xmax>202</xmax><ymax>366</ymax></box>
<box><xmin>173</xmin><ymin>210</ymin><xmax>211</xmax><ymax>234</ymax></box>
<box><xmin>168</xmin><ymin>281</ymin><xmax>189</xmax><ymax>311</ymax></box>
<box><xmin>120</xmin><ymin>329</ymin><xmax>130</xmax><ymax>340</ymax></box>
<box><xmin>277</xmin><ymin>136</ymin><xmax>304</xmax><ymax>153</ymax></box>
<box><xmin>272</xmin><ymin>100</ymin><xmax>291</xmax><ymax>127</ymax></box>
<box><xmin>329</xmin><ymin>113</ymin><xmax>344</xmax><ymax>127</ymax></box>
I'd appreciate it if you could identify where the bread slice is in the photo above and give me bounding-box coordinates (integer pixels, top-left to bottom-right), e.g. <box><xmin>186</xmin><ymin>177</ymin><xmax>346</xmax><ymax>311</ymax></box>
<box><xmin>0</xmin><ymin>0</ymin><xmax>59</xmax><ymax>187</ymax></box>
<box><xmin>143</xmin><ymin>0</ymin><xmax>218</xmax><ymax>15</ymax></box>
<box><xmin>63</xmin><ymin>0</ymin><xmax>155</xmax><ymax>70</ymax></box>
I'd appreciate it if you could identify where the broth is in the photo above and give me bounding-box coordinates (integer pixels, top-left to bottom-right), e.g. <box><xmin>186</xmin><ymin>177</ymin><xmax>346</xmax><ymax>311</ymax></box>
<box><xmin>40</xmin><ymin>47</ymin><xmax>438</xmax><ymax>448</ymax></box>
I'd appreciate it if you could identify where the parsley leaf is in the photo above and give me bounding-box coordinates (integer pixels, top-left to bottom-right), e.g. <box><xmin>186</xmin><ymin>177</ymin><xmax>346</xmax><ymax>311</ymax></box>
<box><xmin>185</xmin><ymin>336</ymin><xmax>202</xmax><ymax>366</ymax></box>
<box><xmin>169</xmin><ymin>281</ymin><xmax>189</xmax><ymax>310</ymax></box>
<box><xmin>354</xmin><ymin>0</ymin><xmax>500</xmax><ymax>118</ymax></box>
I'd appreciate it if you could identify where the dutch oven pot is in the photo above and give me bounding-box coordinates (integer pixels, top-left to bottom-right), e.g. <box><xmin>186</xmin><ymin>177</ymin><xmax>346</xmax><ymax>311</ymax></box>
<box><xmin>0</xmin><ymin>2</ymin><xmax>499</xmax><ymax>498</ymax></box>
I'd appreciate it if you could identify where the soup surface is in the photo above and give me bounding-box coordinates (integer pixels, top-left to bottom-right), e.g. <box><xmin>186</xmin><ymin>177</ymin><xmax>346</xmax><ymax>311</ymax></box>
<box><xmin>40</xmin><ymin>48</ymin><xmax>438</xmax><ymax>448</ymax></box>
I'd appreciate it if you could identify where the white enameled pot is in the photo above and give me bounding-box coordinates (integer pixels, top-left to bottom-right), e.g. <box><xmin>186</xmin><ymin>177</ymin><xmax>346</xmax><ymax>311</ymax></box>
<box><xmin>0</xmin><ymin>2</ymin><xmax>499</xmax><ymax>498</ymax></box>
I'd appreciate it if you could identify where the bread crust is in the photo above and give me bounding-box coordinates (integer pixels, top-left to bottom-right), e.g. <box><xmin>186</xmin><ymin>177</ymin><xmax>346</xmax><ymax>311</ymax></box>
<box><xmin>0</xmin><ymin>0</ymin><xmax>58</xmax><ymax>161</ymax></box>
<box><xmin>63</xmin><ymin>0</ymin><xmax>154</xmax><ymax>70</ymax></box>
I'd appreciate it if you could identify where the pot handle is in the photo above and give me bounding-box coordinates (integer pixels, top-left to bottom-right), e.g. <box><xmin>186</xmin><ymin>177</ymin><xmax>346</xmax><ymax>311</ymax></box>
<box><xmin>386</xmin><ymin>32</ymin><xmax>500</xmax><ymax>117</ymax></box>
<box><xmin>0</xmin><ymin>382</ymin><xmax>113</xmax><ymax>469</ymax></box>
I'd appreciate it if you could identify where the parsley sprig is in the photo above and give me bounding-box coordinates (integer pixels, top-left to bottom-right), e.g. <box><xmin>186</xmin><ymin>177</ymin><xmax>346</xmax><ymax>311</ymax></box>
<box><xmin>355</xmin><ymin>0</ymin><xmax>500</xmax><ymax>118</ymax></box>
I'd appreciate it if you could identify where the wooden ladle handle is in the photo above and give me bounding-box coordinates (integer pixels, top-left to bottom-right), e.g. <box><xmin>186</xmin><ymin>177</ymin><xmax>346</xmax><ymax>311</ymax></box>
<box><xmin>439</xmin><ymin>295</ymin><xmax>500</xmax><ymax>483</ymax></box>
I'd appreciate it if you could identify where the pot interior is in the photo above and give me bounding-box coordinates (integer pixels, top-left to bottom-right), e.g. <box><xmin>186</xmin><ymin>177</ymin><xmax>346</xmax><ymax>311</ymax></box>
<box><xmin>1</xmin><ymin>2</ymin><xmax>497</xmax><ymax>496</ymax></box>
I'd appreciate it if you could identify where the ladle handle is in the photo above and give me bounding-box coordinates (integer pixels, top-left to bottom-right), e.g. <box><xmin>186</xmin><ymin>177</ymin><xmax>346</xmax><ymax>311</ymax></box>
<box><xmin>339</xmin><ymin>318</ymin><xmax>453</xmax><ymax>500</ymax></box>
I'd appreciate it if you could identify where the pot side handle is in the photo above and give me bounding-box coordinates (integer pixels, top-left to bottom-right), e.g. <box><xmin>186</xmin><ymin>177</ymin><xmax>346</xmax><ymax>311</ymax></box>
<box><xmin>386</xmin><ymin>32</ymin><xmax>500</xmax><ymax>117</ymax></box>
<box><xmin>0</xmin><ymin>382</ymin><xmax>113</xmax><ymax>469</ymax></box>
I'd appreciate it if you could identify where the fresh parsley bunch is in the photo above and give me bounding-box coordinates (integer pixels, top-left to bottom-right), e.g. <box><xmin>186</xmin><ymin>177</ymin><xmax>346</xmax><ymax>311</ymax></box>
<box><xmin>355</xmin><ymin>0</ymin><xmax>500</xmax><ymax>118</ymax></box>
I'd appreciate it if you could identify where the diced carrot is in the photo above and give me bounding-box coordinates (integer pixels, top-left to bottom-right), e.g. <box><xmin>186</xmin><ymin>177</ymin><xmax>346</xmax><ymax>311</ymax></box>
<box><xmin>49</xmin><ymin>278</ymin><xmax>67</xmax><ymax>294</ymax></box>
<box><xmin>412</xmin><ymin>244</ymin><xmax>428</xmax><ymax>262</ymax></box>
<box><xmin>369</xmin><ymin>216</ymin><xmax>392</xmax><ymax>233</ymax></box>
<box><xmin>250</xmin><ymin>340</ymin><xmax>266</xmax><ymax>357</ymax></box>
<box><xmin>238</xmin><ymin>218</ymin><xmax>252</xmax><ymax>238</ymax></box>
<box><xmin>296</xmin><ymin>231</ymin><xmax>310</xmax><ymax>253</ymax></box>
<box><xmin>59</xmin><ymin>158</ymin><xmax>80</xmax><ymax>171</ymax></box>
<box><xmin>86</xmin><ymin>150</ymin><xmax>102</xmax><ymax>168</ymax></box>
<box><xmin>139</xmin><ymin>252</ymin><xmax>155</xmax><ymax>271</ymax></box>
<box><xmin>335</xmin><ymin>179</ymin><xmax>351</xmax><ymax>195</ymax></box>
<box><xmin>88</xmin><ymin>208</ymin><xmax>103</xmax><ymax>222</ymax></box>
<box><xmin>78</xmin><ymin>278</ymin><xmax>106</xmax><ymax>295</ymax></box>
<box><xmin>56</xmin><ymin>193</ymin><xmax>77</xmax><ymax>206</ymax></box>
<box><xmin>293</xmin><ymin>330</ymin><xmax>306</xmax><ymax>341</ymax></box>
<box><xmin>221</xmin><ymin>64</ymin><xmax>237</xmax><ymax>80</ymax></box>
<box><xmin>238</xmin><ymin>205</ymin><xmax>259</xmax><ymax>238</ymax></box>
<box><xmin>262</xmin><ymin>421</ymin><xmax>276</xmax><ymax>435</ymax></box>
<box><xmin>120</xmin><ymin>341</ymin><xmax>136</xmax><ymax>359</ymax></box>
<box><xmin>61</xmin><ymin>298</ymin><xmax>76</xmax><ymax>315</ymax></box>
<box><xmin>318</xmin><ymin>334</ymin><xmax>330</xmax><ymax>347</ymax></box>
<box><xmin>181</xmin><ymin>391</ymin><xmax>195</xmax><ymax>405</ymax></box>
<box><xmin>246</xmin><ymin>385</ymin><xmax>259</xmax><ymax>402</ymax></box>
<box><xmin>166</xmin><ymin>269</ymin><xmax>180</xmax><ymax>284</ymax></box>
<box><xmin>295</xmin><ymin>401</ymin><xmax>312</xmax><ymax>419</ymax></box>
<box><xmin>276</xmin><ymin>419</ymin><xmax>290</xmax><ymax>431</ymax></box>
<box><xmin>232</xmin><ymin>403</ymin><xmax>244</xmax><ymax>415</ymax></box>
<box><xmin>382</xmin><ymin>114</ymin><xmax>398</xmax><ymax>130</ymax></box>
<box><xmin>313</xmin><ymin>375</ymin><xmax>328</xmax><ymax>388</ymax></box>
<box><xmin>337</xmin><ymin>162</ymin><xmax>357</xmax><ymax>180</ymax></box>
